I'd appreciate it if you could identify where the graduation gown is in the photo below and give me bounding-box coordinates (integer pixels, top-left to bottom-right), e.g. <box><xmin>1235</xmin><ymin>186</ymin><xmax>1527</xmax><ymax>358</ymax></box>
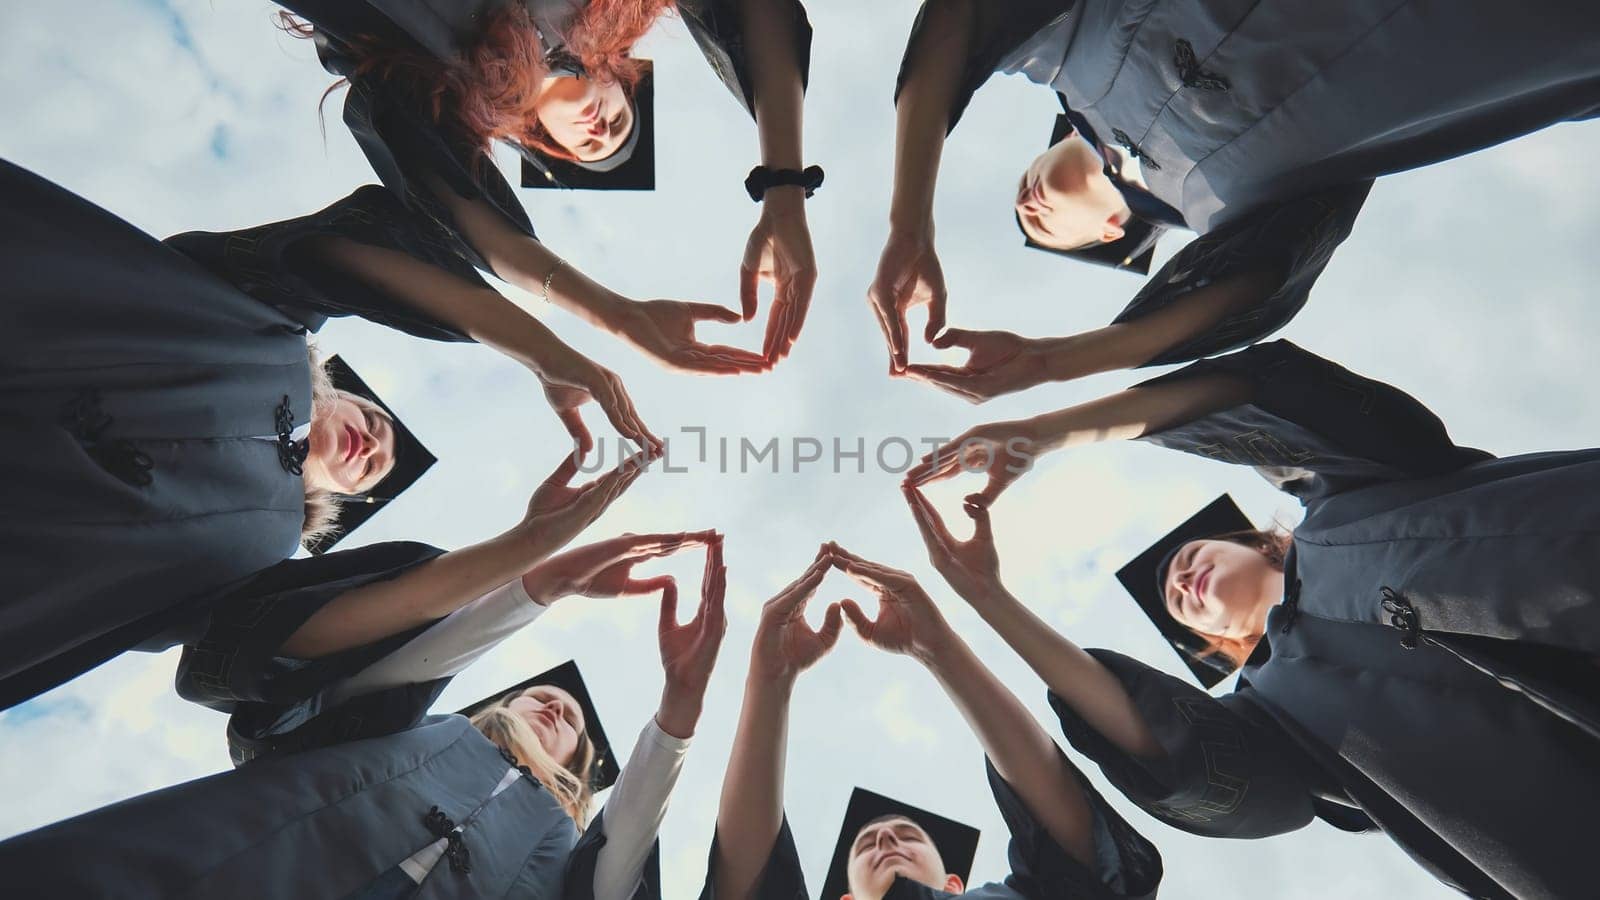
<box><xmin>1053</xmin><ymin>340</ymin><xmax>1600</xmax><ymax>899</ymax></box>
<box><xmin>0</xmin><ymin>715</ymin><xmax>581</xmax><ymax>898</ymax></box>
<box><xmin>172</xmin><ymin>553</ymin><xmax>662</xmax><ymax>900</ymax></box>
<box><xmin>277</xmin><ymin>0</ymin><xmax>814</xmax><ymax>269</ymax></box>
<box><xmin>0</xmin><ymin>159</ymin><xmax>473</xmax><ymax>710</ymax></box>
<box><xmin>898</xmin><ymin>0</ymin><xmax>1600</xmax><ymax>361</ymax></box>
<box><xmin>695</xmin><ymin>755</ymin><xmax>1163</xmax><ymax>900</ymax></box>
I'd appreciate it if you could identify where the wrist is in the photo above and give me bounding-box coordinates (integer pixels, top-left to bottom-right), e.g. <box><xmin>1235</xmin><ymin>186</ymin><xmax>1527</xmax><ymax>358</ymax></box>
<box><xmin>761</xmin><ymin>185</ymin><xmax>808</xmax><ymax>214</ymax></box>
<box><xmin>656</xmin><ymin>684</ymin><xmax>704</xmax><ymax>739</ymax></box>
<box><xmin>912</xmin><ymin>623</ymin><xmax>964</xmax><ymax>671</ymax></box>
<box><xmin>887</xmin><ymin>210</ymin><xmax>934</xmax><ymax>240</ymax></box>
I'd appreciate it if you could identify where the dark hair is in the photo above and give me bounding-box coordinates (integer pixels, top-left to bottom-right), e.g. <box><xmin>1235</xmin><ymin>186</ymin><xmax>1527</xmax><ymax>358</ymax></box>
<box><xmin>1189</xmin><ymin>527</ymin><xmax>1292</xmax><ymax>667</ymax></box>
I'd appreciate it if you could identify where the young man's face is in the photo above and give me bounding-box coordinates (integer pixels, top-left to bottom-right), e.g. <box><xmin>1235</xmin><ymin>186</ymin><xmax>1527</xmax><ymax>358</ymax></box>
<box><xmin>843</xmin><ymin>815</ymin><xmax>963</xmax><ymax>899</ymax></box>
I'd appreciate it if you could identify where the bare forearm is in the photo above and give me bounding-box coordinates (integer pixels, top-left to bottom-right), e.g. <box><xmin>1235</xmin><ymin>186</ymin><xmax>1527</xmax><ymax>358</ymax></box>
<box><xmin>422</xmin><ymin>178</ymin><xmax>628</xmax><ymax>330</ymax></box>
<box><xmin>740</xmin><ymin>0</ymin><xmax>805</xmax><ymax>171</ymax></box>
<box><xmin>921</xmin><ymin>633</ymin><xmax>1096</xmax><ymax>865</ymax></box>
<box><xmin>890</xmin><ymin>0</ymin><xmax>974</xmax><ymax>230</ymax></box>
<box><xmin>712</xmin><ymin>673</ymin><xmax>794</xmax><ymax>900</ymax></box>
<box><xmin>967</xmin><ymin>587</ymin><xmax>1162</xmax><ymax>759</ymax></box>
<box><xmin>1029</xmin><ymin>373</ymin><xmax>1253</xmax><ymax>453</ymax></box>
<box><xmin>1042</xmin><ymin>270</ymin><xmax>1281</xmax><ymax>382</ymax></box>
<box><xmin>279</xmin><ymin>524</ymin><xmax>552</xmax><ymax>659</ymax></box>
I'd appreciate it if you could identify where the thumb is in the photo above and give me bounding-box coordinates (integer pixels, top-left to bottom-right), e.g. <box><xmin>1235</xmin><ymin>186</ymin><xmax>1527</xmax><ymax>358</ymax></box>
<box><xmin>923</xmin><ymin>292</ymin><xmax>947</xmax><ymax>344</ymax></box>
<box><xmin>657</xmin><ymin>580</ymin><xmax>680</xmax><ymax>634</ymax></box>
<box><xmin>840</xmin><ymin>598</ymin><xmax>872</xmax><ymax>636</ymax></box>
<box><xmin>816</xmin><ymin>602</ymin><xmax>845</xmax><ymax>649</ymax></box>
<box><xmin>931</xmin><ymin>327</ymin><xmax>978</xmax><ymax>350</ymax></box>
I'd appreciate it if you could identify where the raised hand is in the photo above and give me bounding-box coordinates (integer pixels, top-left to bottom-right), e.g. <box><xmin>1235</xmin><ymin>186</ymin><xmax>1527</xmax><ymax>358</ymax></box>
<box><xmin>903</xmin><ymin>487</ymin><xmax>1004</xmax><ymax>604</ymax></box>
<box><xmin>902</xmin><ymin>419</ymin><xmax>1045</xmax><ymax>507</ymax></box>
<box><xmin>742</xmin><ymin>194</ymin><xmax>817</xmax><ymax>365</ymax></box>
<box><xmin>750</xmin><ymin>548</ymin><xmax>845</xmax><ymax>684</ymax></box>
<box><xmin>518</xmin><ymin>448</ymin><xmax>655</xmax><ymax>555</ymax></box>
<box><xmin>655</xmin><ymin>535</ymin><xmax>730</xmax><ymax>737</ymax></box>
<box><xmin>904</xmin><ymin>328</ymin><xmax>1057</xmax><ymax>404</ymax></box>
<box><xmin>613</xmin><ymin>298</ymin><xmax>771</xmax><ymax>376</ymax></box>
<box><xmin>828</xmin><ymin>543</ymin><xmax>955</xmax><ymax>663</ymax></box>
<box><xmin>520</xmin><ymin>529</ymin><xmax>716</xmax><ymax>607</ymax></box>
<box><xmin>869</xmin><ymin>228</ymin><xmax>948</xmax><ymax>373</ymax></box>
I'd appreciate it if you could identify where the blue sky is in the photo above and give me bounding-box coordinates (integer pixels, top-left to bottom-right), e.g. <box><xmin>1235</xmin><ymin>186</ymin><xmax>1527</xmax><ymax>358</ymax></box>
<box><xmin>4</xmin><ymin>2</ymin><xmax>1598</xmax><ymax>897</ymax></box>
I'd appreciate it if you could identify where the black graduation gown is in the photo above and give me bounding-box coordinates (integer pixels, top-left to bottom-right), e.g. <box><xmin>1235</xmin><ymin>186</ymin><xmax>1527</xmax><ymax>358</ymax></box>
<box><xmin>695</xmin><ymin>754</ymin><xmax>1163</xmax><ymax>900</ymax></box>
<box><xmin>0</xmin><ymin>715</ymin><xmax>581</xmax><ymax>898</ymax></box>
<box><xmin>172</xmin><ymin>554</ymin><xmax>662</xmax><ymax>900</ymax></box>
<box><xmin>0</xmin><ymin>160</ymin><xmax>478</xmax><ymax>711</ymax></box>
<box><xmin>276</xmin><ymin>0</ymin><xmax>813</xmax><ymax>270</ymax></box>
<box><xmin>896</xmin><ymin>0</ymin><xmax>1600</xmax><ymax>362</ymax></box>
<box><xmin>1053</xmin><ymin>340</ymin><xmax>1600</xmax><ymax>899</ymax></box>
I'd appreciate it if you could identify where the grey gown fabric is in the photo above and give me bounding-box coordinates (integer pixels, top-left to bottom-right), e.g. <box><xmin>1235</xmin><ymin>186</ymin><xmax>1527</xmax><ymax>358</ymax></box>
<box><xmin>0</xmin><ymin>160</ymin><xmax>470</xmax><ymax>710</ymax></box>
<box><xmin>1053</xmin><ymin>341</ymin><xmax>1600</xmax><ymax>899</ymax></box>
<box><xmin>0</xmin><ymin>715</ymin><xmax>579</xmax><ymax>899</ymax></box>
<box><xmin>277</xmin><ymin>0</ymin><xmax>813</xmax><ymax>268</ymax></box>
<box><xmin>696</xmin><ymin>755</ymin><xmax>1163</xmax><ymax>900</ymax></box>
<box><xmin>897</xmin><ymin>0</ymin><xmax>1600</xmax><ymax>360</ymax></box>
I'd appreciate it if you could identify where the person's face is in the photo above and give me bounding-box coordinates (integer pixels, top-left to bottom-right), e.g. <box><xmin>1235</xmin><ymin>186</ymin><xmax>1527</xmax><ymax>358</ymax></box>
<box><xmin>843</xmin><ymin>817</ymin><xmax>963</xmax><ymax>900</ymax></box>
<box><xmin>535</xmin><ymin>76</ymin><xmax>632</xmax><ymax>162</ymax></box>
<box><xmin>302</xmin><ymin>392</ymin><xmax>396</xmax><ymax>494</ymax></box>
<box><xmin>1015</xmin><ymin>134</ymin><xmax>1125</xmax><ymax>251</ymax></box>
<box><xmin>507</xmin><ymin>685</ymin><xmax>586</xmax><ymax>767</ymax></box>
<box><xmin>1164</xmin><ymin>539</ymin><xmax>1278</xmax><ymax>639</ymax></box>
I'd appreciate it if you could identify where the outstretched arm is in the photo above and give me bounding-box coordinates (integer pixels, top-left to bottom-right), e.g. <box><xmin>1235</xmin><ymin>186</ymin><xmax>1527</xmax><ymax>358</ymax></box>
<box><xmin>711</xmin><ymin>550</ymin><xmax>842</xmax><ymax>900</ymax></box>
<box><xmin>830</xmin><ymin>545</ymin><xmax>1095</xmax><ymax>866</ymax></box>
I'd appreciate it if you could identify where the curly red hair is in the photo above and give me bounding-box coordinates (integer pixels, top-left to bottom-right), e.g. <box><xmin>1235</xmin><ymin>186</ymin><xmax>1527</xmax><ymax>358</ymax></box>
<box><xmin>282</xmin><ymin>0</ymin><xmax>673</xmax><ymax>162</ymax></box>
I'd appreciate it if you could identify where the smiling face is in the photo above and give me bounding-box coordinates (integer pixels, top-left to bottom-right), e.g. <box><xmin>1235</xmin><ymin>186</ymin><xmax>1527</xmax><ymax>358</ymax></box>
<box><xmin>535</xmin><ymin>76</ymin><xmax>633</xmax><ymax>162</ymax></box>
<box><xmin>506</xmin><ymin>684</ymin><xmax>587</xmax><ymax>767</ymax></box>
<box><xmin>1163</xmin><ymin>539</ymin><xmax>1281</xmax><ymax>641</ymax></box>
<box><xmin>1015</xmin><ymin>133</ymin><xmax>1130</xmax><ymax>251</ymax></box>
<box><xmin>302</xmin><ymin>391</ymin><xmax>396</xmax><ymax>495</ymax></box>
<box><xmin>843</xmin><ymin>816</ymin><xmax>963</xmax><ymax>900</ymax></box>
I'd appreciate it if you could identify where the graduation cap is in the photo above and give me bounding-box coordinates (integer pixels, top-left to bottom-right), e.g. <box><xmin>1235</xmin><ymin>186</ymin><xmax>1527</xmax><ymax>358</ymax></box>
<box><xmin>1017</xmin><ymin>112</ymin><xmax>1165</xmax><ymax>275</ymax></box>
<box><xmin>454</xmin><ymin>659</ymin><xmax>621</xmax><ymax>791</ymax></box>
<box><xmin>305</xmin><ymin>356</ymin><xmax>437</xmax><ymax>555</ymax></box>
<box><xmin>820</xmin><ymin>788</ymin><xmax>979</xmax><ymax>900</ymax></box>
<box><xmin>520</xmin><ymin>62</ymin><xmax>656</xmax><ymax>191</ymax></box>
<box><xmin>1115</xmin><ymin>495</ymin><xmax>1255</xmax><ymax>688</ymax></box>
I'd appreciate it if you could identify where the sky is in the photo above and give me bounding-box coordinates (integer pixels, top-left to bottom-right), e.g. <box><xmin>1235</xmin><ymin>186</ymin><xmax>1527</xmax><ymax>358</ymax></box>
<box><xmin>3</xmin><ymin>2</ymin><xmax>1599</xmax><ymax>897</ymax></box>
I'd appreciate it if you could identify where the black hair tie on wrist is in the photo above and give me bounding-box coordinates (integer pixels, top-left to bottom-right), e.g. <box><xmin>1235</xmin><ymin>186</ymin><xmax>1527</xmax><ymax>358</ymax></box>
<box><xmin>744</xmin><ymin>165</ymin><xmax>825</xmax><ymax>202</ymax></box>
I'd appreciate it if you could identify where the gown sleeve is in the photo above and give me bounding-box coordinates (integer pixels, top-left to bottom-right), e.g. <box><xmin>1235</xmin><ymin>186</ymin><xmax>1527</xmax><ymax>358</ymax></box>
<box><xmin>894</xmin><ymin>0</ymin><xmax>1075</xmax><ymax>133</ymax></box>
<box><xmin>173</xmin><ymin>541</ymin><xmax>449</xmax><ymax>762</ymax></box>
<box><xmin>677</xmin><ymin>0</ymin><xmax>813</xmax><ymax>118</ymax></box>
<box><xmin>1132</xmin><ymin>339</ymin><xmax>1493</xmax><ymax>506</ymax></box>
<box><xmin>695</xmin><ymin>816</ymin><xmax>808</xmax><ymax>900</ymax></box>
<box><xmin>1049</xmin><ymin>650</ymin><xmax>1322</xmax><ymax>841</ymax></box>
<box><xmin>973</xmin><ymin>753</ymin><xmax>1163</xmax><ymax>900</ymax></box>
<box><xmin>164</xmin><ymin>185</ymin><xmax>486</xmax><ymax>342</ymax></box>
<box><xmin>1112</xmin><ymin>182</ymin><xmax>1372</xmax><ymax>365</ymax></box>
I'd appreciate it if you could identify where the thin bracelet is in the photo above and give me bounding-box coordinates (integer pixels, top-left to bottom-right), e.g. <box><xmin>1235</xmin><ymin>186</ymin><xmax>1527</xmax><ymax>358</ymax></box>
<box><xmin>540</xmin><ymin>258</ymin><xmax>568</xmax><ymax>303</ymax></box>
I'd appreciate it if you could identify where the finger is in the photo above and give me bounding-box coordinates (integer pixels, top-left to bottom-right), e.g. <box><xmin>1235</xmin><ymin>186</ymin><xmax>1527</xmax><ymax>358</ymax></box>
<box><xmin>769</xmin><ymin>551</ymin><xmax>831</xmax><ymax>614</ymax></box>
<box><xmin>815</xmin><ymin>601</ymin><xmax>844</xmax><ymax>650</ymax></box>
<box><xmin>890</xmin><ymin>302</ymin><xmax>910</xmax><ymax>372</ymax></box>
<box><xmin>976</xmin><ymin>465</ymin><xmax>1020</xmax><ymax>508</ymax></box>
<box><xmin>826</xmin><ymin>545</ymin><xmax>910</xmax><ymax>591</ymax></box>
<box><xmin>738</xmin><ymin>260</ymin><xmax>760</xmax><ymax>322</ymax></box>
<box><xmin>867</xmin><ymin>281</ymin><xmax>908</xmax><ymax>372</ymax></box>
<box><xmin>688</xmin><ymin>302</ymin><xmax>745</xmax><ymax>324</ymax></box>
<box><xmin>657</xmin><ymin>579</ymin><xmax>680</xmax><ymax>632</ymax></box>
<box><xmin>902</xmin><ymin>365</ymin><xmax>985</xmax><ymax>403</ymax></box>
<box><xmin>616</xmin><ymin>530</ymin><xmax>711</xmax><ymax>560</ymax></box>
<box><xmin>828</xmin><ymin>542</ymin><xmax>913</xmax><ymax>582</ymax></box>
<box><xmin>624</xmin><ymin>573</ymin><xmax>676</xmax><ymax>596</ymax></box>
<box><xmin>545</xmin><ymin>449</ymin><xmax>584</xmax><ymax>487</ymax></box>
<box><xmin>904</xmin><ymin>442</ymin><xmax>965</xmax><ymax>486</ymax></box>
<box><xmin>930</xmin><ymin>327</ymin><xmax>980</xmax><ymax>350</ymax></box>
<box><xmin>923</xmin><ymin>286</ymin><xmax>947</xmax><ymax>344</ymax></box>
<box><xmin>552</xmin><ymin>405</ymin><xmax>595</xmax><ymax>456</ymax></box>
<box><xmin>776</xmin><ymin>268</ymin><xmax>816</xmax><ymax>361</ymax></box>
<box><xmin>840</xmin><ymin>598</ymin><xmax>873</xmax><ymax>636</ymax></box>
<box><xmin>965</xmin><ymin>499</ymin><xmax>995</xmax><ymax>544</ymax></box>
<box><xmin>902</xmin><ymin>485</ymin><xmax>955</xmax><ymax>551</ymax></box>
<box><xmin>866</xmin><ymin>285</ymin><xmax>899</xmax><ymax>371</ymax></box>
<box><xmin>682</xmin><ymin>345</ymin><xmax>770</xmax><ymax>374</ymax></box>
<box><xmin>597</xmin><ymin>378</ymin><xmax>660</xmax><ymax>455</ymax></box>
<box><xmin>761</xmin><ymin>283</ymin><xmax>787</xmax><ymax>361</ymax></box>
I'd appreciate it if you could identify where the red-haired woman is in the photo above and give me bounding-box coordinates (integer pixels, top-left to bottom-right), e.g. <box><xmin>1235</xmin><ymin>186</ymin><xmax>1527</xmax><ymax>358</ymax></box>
<box><xmin>277</xmin><ymin>0</ymin><xmax>819</xmax><ymax>372</ymax></box>
<box><xmin>906</xmin><ymin>340</ymin><xmax>1600</xmax><ymax>898</ymax></box>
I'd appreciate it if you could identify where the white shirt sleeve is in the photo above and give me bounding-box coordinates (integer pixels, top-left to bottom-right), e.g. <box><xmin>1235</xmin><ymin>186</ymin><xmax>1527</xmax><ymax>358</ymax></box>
<box><xmin>591</xmin><ymin>718</ymin><xmax>692</xmax><ymax>900</ymax></box>
<box><xmin>322</xmin><ymin>578</ymin><xmax>546</xmax><ymax>708</ymax></box>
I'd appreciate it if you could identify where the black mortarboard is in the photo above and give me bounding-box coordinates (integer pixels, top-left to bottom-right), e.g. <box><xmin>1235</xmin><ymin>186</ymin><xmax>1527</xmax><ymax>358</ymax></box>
<box><xmin>1017</xmin><ymin>112</ymin><xmax>1164</xmax><ymax>274</ymax></box>
<box><xmin>305</xmin><ymin>356</ymin><xmax>437</xmax><ymax>555</ymax></box>
<box><xmin>820</xmin><ymin>788</ymin><xmax>979</xmax><ymax>900</ymax></box>
<box><xmin>1115</xmin><ymin>495</ymin><xmax>1255</xmax><ymax>688</ymax></box>
<box><xmin>455</xmin><ymin>659</ymin><xmax>621</xmax><ymax>791</ymax></box>
<box><xmin>520</xmin><ymin>63</ymin><xmax>656</xmax><ymax>191</ymax></box>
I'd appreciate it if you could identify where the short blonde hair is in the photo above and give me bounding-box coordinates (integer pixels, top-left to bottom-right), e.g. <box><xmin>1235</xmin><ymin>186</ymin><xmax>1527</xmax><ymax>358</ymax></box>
<box><xmin>300</xmin><ymin>343</ymin><xmax>344</xmax><ymax>548</ymax></box>
<box><xmin>470</xmin><ymin>705</ymin><xmax>596</xmax><ymax>828</ymax></box>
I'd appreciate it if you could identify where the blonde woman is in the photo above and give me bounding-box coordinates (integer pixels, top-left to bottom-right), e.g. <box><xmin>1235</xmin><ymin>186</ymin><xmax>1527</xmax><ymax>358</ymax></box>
<box><xmin>1</xmin><ymin>159</ymin><xmax>651</xmax><ymax>711</ymax></box>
